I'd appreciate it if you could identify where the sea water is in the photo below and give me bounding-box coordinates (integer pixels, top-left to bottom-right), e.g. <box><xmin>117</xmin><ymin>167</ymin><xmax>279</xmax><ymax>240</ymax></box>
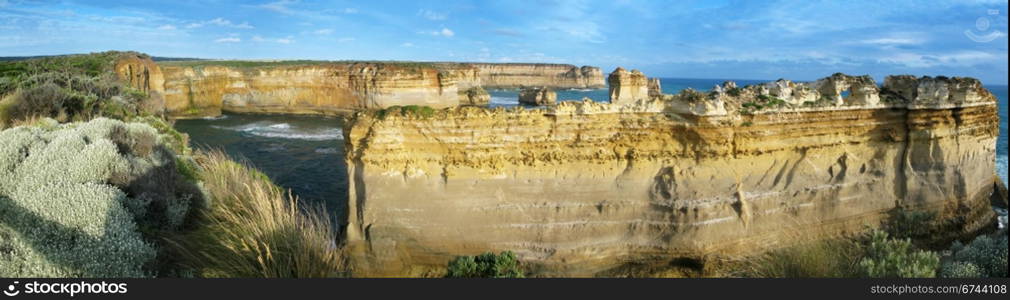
<box><xmin>174</xmin><ymin>79</ymin><xmax>1008</xmax><ymax>222</ymax></box>
<box><xmin>174</xmin><ymin>114</ymin><xmax>348</xmax><ymax>221</ymax></box>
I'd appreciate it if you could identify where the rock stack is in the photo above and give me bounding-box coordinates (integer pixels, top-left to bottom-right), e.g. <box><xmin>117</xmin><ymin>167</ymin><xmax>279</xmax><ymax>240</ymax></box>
<box><xmin>518</xmin><ymin>87</ymin><xmax>557</xmax><ymax>106</ymax></box>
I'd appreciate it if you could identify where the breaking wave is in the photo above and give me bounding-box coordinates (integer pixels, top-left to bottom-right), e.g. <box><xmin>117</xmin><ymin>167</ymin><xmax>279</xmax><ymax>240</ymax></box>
<box><xmin>213</xmin><ymin>122</ymin><xmax>343</xmax><ymax>141</ymax></box>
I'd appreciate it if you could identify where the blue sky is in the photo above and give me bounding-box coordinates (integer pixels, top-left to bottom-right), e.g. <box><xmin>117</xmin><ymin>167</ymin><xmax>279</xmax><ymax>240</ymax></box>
<box><xmin>1</xmin><ymin>0</ymin><xmax>1007</xmax><ymax>83</ymax></box>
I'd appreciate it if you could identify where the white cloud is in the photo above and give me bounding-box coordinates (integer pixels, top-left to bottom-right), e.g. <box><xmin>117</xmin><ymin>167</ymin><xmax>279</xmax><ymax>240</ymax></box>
<box><xmin>251</xmin><ymin>35</ymin><xmax>294</xmax><ymax>44</ymax></box>
<box><xmin>881</xmin><ymin>50</ymin><xmax>997</xmax><ymax>68</ymax></box>
<box><xmin>188</xmin><ymin>18</ymin><xmax>254</xmax><ymax>29</ymax></box>
<box><xmin>421</xmin><ymin>27</ymin><xmax>454</xmax><ymax>37</ymax></box>
<box><xmin>337</xmin><ymin>37</ymin><xmax>355</xmax><ymax>43</ymax></box>
<box><xmin>343</xmin><ymin>8</ymin><xmax>358</xmax><ymax>14</ymax></box>
<box><xmin>214</xmin><ymin>37</ymin><xmax>241</xmax><ymax>43</ymax></box>
<box><xmin>258</xmin><ymin>0</ymin><xmax>298</xmax><ymax>14</ymax></box>
<box><xmin>417</xmin><ymin>9</ymin><xmax>447</xmax><ymax>21</ymax></box>
<box><xmin>157</xmin><ymin>24</ymin><xmax>176</xmax><ymax>30</ymax></box>
<box><xmin>314</xmin><ymin>29</ymin><xmax>334</xmax><ymax>35</ymax></box>
<box><xmin>861</xmin><ymin>37</ymin><xmax>923</xmax><ymax>45</ymax></box>
<box><xmin>401</xmin><ymin>42</ymin><xmax>415</xmax><ymax>47</ymax></box>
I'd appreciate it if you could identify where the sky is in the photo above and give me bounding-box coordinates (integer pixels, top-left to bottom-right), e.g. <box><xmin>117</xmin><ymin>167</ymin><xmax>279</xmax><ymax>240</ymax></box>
<box><xmin>1</xmin><ymin>0</ymin><xmax>1007</xmax><ymax>83</ymax></box>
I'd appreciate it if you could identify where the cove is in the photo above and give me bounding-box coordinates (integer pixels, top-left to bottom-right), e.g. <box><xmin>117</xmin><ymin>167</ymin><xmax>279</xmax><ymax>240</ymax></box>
<box><xmin>174</xmin><ymin>114</ymin><xmax>348</xmax><ymax>224</ymax></box>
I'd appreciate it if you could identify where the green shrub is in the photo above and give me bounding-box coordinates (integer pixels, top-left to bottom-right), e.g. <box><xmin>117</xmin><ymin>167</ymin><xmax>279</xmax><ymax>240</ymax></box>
<box><xmin>0</xmin><ymin>118</ymin><xmax>196</xmax><ymax>277</ymax></box>
<box><xmin>0</xmin><ymin>52</ymin><xmax>156</xmax><ymax>126</ymax></box>
<box><xmin>888</xmin><ymin>209</ymin><xmax>935</xmax><ymax>239</ymax></box>
<box><xmin>941</xmin><ymin>231</ymin><xmax>1008</xmax><ymax>278</ymax></box>
<box><xmin>680</xmin><ymin>88</ymin><xmax>706</xmax><ymax>103</ymax></box>
<box><xmin>941</xmin><ymin>261</ymin><xmax>983</xmax><ymax>278</ymax></box>
<box><xmin>857</xmin><ymin>230</ymin><xmax>940</xmax><ymax>278</ymax></box>
<box><xmin>446</xmin><ymin>251</ymin><xmax>524</xmax><ymax>278</ymax></box>
<box><xmin>726</xmin><ymin>87</ymin><xmax>741</xmax><ymax>97</ymax></box>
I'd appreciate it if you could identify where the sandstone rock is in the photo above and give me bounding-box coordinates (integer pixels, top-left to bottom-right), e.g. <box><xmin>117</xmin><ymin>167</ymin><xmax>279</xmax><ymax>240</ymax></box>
<box><xmin>993</xmin><ymin>174</ymin><xmax>1008</xmax><ymax>209</ymax></box>
<box><xmin>114</xmin><ymin>53</ymin><xmax>166</xmax><ymax>115</ymax></box>
<box><xmin>608</xmin><ymin>67</ymin><xmax>649</xmax><ymax>105</ymax></box>
<box><xmin>518</xmin><ymin>87</ymin><xmax>557</xmax><ymax>106</ymax></box>
<box><xmin>159</xmin><ymin>62</ymin><xmax>606</xmax><ymax>118</ymax></box>
<box><xmin>882</xmin><ymin>75</ymin><xmax>919</xmax><ymax>103</ymax></box>
<box><xmin>342</xmin><ymin>77</ymin><xmax>1000</xmax><ymax>276</ymax></box>
<box><xmin>459</xmin><ymin>87</ymin><xmax>490</xmax><ymax>106</ymax></box>
<box><xmin>648</xmin><ymin>78</ymin><xmax>663</xmax><ymax>98</ymax></box>
<box><xmin>454</xmin><ymin>63</ymin><xmax>605</xmax><ymax>89</ymax></box>
<box><xmin>812</xmin><ymin>73</ymin><xmax>880</xmax><ymax>106</ymax></box>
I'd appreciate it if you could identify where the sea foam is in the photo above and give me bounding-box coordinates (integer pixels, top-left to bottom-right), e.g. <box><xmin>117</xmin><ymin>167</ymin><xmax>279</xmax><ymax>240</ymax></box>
<box><xmin>214</xmin><ymin>121</ymin><xmax>343</xmax><ymax>141</ymax></box>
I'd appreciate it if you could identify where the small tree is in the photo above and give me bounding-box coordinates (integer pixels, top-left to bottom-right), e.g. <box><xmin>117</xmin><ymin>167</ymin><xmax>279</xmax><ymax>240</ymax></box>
<box><xmin>446</xmin><ymin>251</ymin><xmax>524</xmax><ymax>278</ymax></box>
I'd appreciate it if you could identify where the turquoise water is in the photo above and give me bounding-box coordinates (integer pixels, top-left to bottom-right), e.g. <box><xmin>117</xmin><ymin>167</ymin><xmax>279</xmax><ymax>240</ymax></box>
<box><xmin>173</xmin><ymin>79</ymin><xmax>1008</xmax><ymax>222</ymax></box>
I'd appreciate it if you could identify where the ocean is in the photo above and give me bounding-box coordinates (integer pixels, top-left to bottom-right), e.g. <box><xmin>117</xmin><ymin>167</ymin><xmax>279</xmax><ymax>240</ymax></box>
<box><xmin>174</xmin><ymin>78</ymin><xmax>1008</xmax><ymax>218</ymax></box>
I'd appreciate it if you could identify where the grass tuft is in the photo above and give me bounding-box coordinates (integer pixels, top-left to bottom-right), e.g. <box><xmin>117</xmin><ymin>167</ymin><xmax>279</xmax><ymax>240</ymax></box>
<box><xmin>170</xmin><ymin>150</ymin><xmax>344</xmax><ymax>278</ymax></box>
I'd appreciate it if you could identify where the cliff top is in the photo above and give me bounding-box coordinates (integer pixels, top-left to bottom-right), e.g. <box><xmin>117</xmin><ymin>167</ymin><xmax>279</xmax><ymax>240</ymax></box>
<box><xmin>157</xmin><ymin>59</ymin><xmax>596</xmax><ymax>71</ymax></box>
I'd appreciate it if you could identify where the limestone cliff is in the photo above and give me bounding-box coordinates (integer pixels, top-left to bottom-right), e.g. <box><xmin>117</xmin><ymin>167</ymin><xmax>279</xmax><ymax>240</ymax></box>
<box><xmin>113</xmin><ymin>53</ymin><xmax>166</xmax><ymax>114</ymax></box>
<box><xmin>456</xmin><ymin>63</ymin><xmax>605</xmax><ymax>89</ymax></box>
<box><xmin>158</xmin><ymin>61</ymin><xmax>604</xmax><ymax>118</ymax></box>
<box><xmin>342</xmin><ymin>73</ymin><xmax>1000</xmax><ymax>277</ymax></box>
<box><xmin>160</xmin><ymin>63</ymin><xmax>460</xmax><ymax>117</ymax></box>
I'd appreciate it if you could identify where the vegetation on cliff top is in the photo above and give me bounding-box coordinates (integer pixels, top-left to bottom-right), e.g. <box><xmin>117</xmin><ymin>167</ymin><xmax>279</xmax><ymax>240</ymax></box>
<box><xmin>1</xmin><ymin>51</ymin><xmax>345</xmax><ymax>278</ymax></box>
<box><xmin>0</xmin><ymin>118</ymin><xmax>200</xmax><ymax>277</ymax></box>
<box><xmin>0</xmin><ymin>51</ymin><xmax>157</xmax><ymax>129</ymax></box>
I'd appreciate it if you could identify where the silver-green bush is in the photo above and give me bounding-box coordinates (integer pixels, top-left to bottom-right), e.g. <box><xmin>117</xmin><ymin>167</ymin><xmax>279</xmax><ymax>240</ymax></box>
<box><xmin>858</xmin><ymin>230</ymin><xmax>940</xmax><ymax>278</ymax></box>
<box><xmin>0</xmin><ymin>118</ymin><xmax>192</xmax><ymax>277</ymax></box>
<box><xmin>941</xmin><ymin>230</ymin><xmax>1008</xmax><ymax>278</ymax></box>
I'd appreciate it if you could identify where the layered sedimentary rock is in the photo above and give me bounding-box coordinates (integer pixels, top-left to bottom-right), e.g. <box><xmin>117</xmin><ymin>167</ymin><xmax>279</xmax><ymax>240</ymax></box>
<box><xmin>458</xmin><ymin>87</ymin><xmax>490</xmax><ymax>106</ymax></box>
<box><xmin>648</xmin><ymin>78</ymin><xmax>662</xmax><ymax>98</ymax></box>
<box><xmin>160</xmin><ymin>63</ymin><xmax>460</xmax><ymax>117</ymax></box>
<box><xmin>458</xmin><ymin>63</ymin><xmax>605</xmax><ymax>89</ymax></box>
<box><xmin>114</xmin><ymin>53</ymin><xmax>166</xmax><ymax>114</ymax></box>
<box><xmin>518</xmin><ymin>87</ymin><xmax>557</xmax><ymax>106</ymax></box>
<box><xmin>608</xmin><ymin>67</ymin><xmax>650</xmax><ymax>105</ymax></box>
<box><xmin>158</xmin><ymin>61</ymin><xmax>605</xmax><ymax>117</ymax></box>
<box><xmin>342</xmin><ymin>73</ymin><xmax>1000</xmax><ymax>277</ymax></box>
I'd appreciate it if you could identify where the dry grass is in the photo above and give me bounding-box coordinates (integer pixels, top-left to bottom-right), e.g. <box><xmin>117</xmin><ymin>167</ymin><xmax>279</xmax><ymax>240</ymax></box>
<box><xmin>171</xmin><ymin>150</ymin><xmax>344</xmax><ymax>278</ymax></box>
<box><xmin>738</xmin><ymin>238</ymin><xmax>863</xmax><ymax>278</ymax></box>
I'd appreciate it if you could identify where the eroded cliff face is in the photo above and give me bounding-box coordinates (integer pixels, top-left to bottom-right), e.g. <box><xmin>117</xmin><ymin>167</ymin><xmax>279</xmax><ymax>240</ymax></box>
<box><xmin>342</xmin><ymin>73</ymin><xmax>1000</xmax><ymax>277</ymax></box>
<box><xmin>113</xmin><ymin>53</ymin><xmax>166</xmax><ymax>114</ymax></box>
<box><xmin>457</xmin><ymin>63</ymin><xmax>605</xmax><ymax>89</ymax></box>
<box><xmin>158</xmin><ymin>62</ymin><xmax>605</xmax><ymax>118</ymax></box>
<box><xmin>160</xmin><ymin>64</ymin><xmax>460</xmax><ymax>117</ymax></box>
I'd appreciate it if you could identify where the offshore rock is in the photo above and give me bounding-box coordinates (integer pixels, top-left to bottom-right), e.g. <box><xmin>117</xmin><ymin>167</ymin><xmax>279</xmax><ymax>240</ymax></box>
<box><xmin>648</xmin><ymin>78</ymin><xmax>663</xmax><ymax>98</ymax></box>
<box><xmin>519</xmin><ymin>87</ymin><xmax>557</xmax><ymax>106</ymax></box>
<box><xmin>608</xmin><ymin>67</ymin><xmax>650</xmax><ymax>104</ymax></box>
<box><xmin>459</xmin><ymin>87</ymin><xmax>491</xmax><ymax>106</ymax></box>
